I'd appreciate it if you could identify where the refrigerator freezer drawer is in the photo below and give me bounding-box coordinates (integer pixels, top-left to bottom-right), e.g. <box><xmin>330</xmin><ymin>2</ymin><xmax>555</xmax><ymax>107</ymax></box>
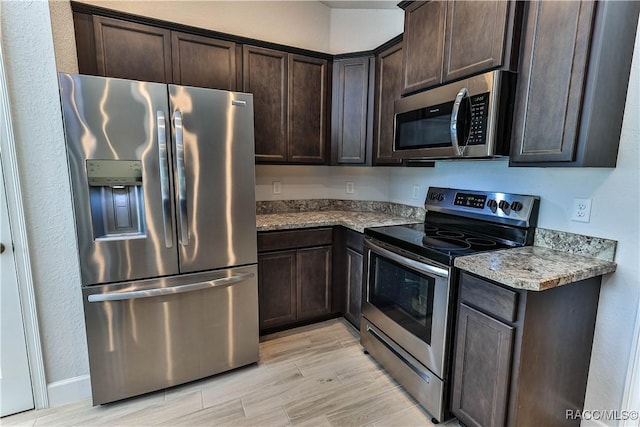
<box><xmin>82</xmin><ymin>265</ymin><xmax>259</xmax><ymax>405</ymax></box>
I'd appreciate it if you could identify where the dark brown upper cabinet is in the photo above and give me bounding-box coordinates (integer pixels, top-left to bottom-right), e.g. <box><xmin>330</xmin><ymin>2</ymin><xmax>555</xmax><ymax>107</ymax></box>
<box><xmin>510</xmin><ymin>1</ymin><xmax>639</xmax><ymax>167</ymax></box>
<box><xmin>289</xmin><ymin>54</ymin><xmax>329</xmax><ymax>164</ymax></box>
<box><xmin>171</xmin><ymin>32</ymin><xmax>239</xmax><ymax>91</ymax></box>
<box><xmin>373</xmin><ymin>39</ymin><xmax>404</xmax><ymax>166</ymax></box>
<box><xmin>242</xmin><ymin>46</ymin><xmax>288</xmax><ymax>163</ymax></box>
<box><xmin>75</xmin><ymin>13</ymin><xmax>239</xmax><ymax>91</ymax></box>
<box><xmin>93</xmin><ymin>16</ymin><xmax>172</xmax><ymax>83</ymax></box>
<box><xmin>443</xmin><ymin>1</ymin><xmax>510</xmax><ymax>82</ymax></box>
<box><xmin>331</xmin><ymin>56</ymin><xmax>375</xmax><ymax>165</ymax></box>
<box><xmin>400</xmin><ymin>1</ymin><xmax>520</xmax><ymax>95</ymax></box>
<box><xmin>401</xmin><ymin>1</ymin><xmax>446</xmax><ymax>95</ymax></box>
<box><xmin>243</xmin><ymin>46</ymin><xmax>329</xmax><ymax>164</ymax></box>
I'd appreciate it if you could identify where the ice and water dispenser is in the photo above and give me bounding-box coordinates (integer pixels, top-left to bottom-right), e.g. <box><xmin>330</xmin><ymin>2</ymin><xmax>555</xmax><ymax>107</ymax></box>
<box><xmin>86</xmin><ymin>160</ymin><xmax>146</xmax><ymax>240</ymax></box>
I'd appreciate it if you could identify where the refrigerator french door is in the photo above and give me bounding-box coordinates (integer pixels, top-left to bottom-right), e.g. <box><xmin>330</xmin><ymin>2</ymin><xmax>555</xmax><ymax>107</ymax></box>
<box><xmin>59</xmin><ymin>73</ymin><xmax>259</xmax><ymax>405</ymax></box>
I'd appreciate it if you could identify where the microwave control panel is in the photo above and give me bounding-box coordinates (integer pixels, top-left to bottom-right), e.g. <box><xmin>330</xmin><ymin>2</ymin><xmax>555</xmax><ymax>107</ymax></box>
<box><xmin>467</xmin><ymin>92</ymin><xmax>490</xmax><ymax>146</ymax></box>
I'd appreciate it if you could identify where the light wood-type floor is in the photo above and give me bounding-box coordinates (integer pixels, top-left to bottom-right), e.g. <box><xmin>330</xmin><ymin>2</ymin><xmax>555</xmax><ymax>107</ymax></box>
<box><xmin>3</xmin><ymin>319</ymin><xmax>460</xmax><ymax>426</ymax></box>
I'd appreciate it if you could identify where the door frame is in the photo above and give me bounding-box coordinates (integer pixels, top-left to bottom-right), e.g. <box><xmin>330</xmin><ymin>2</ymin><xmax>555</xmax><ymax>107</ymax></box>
<box><xmin>0</xmin><ymin>36</ymin><xmax>48</xmax><ymax>409</ymax></box>
<box><xmin>621</xmin><ymin>304</ymin><xmax>640</xmax><ymax>426</ymax></box>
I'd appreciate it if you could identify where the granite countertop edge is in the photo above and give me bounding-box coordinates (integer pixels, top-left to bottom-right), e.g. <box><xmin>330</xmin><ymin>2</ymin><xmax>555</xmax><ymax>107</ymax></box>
<box><xmin>256</xmin><ymin>204</ymin><xmax>618</xmax><ymax>292</ymax></box>
<box><xmin>454</xmin><ymin>246</ymin><xmax>617</xmax><ymax>292</ymax></box>
<box><xmin>256</xmin><ymin>211</ymin><xmax>421</xmax><ymax>233</ymax></box>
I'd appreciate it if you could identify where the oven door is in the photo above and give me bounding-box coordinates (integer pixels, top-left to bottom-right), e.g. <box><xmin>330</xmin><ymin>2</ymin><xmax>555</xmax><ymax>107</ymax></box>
<box><xmin>362</xmin><ymin>238</ymin><xmax>451</xmax><ymax>379</ymax></box>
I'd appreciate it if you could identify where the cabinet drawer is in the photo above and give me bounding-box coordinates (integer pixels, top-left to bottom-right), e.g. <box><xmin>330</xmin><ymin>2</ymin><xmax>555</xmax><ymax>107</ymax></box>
<box><xmin>258</xmin><ymin>228</ymin><xmax>333</xmax><ymax>252</ymax></box>
<box><xmin>459</xmin><ymin>272</ymin><xmax>518</xmax><ymax>322</ymax></box>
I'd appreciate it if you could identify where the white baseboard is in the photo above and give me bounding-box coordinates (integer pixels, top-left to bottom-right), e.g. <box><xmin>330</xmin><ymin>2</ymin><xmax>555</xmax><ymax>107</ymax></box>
<box><xmin>46</xmin><ymin>375</ymin><xmax>92</xmax><ymax>407</ymax></box>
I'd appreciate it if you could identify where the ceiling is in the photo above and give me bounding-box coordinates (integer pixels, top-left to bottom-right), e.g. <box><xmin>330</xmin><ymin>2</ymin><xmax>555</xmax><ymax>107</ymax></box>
<box><xmin>319</xmin><ymin>1</ymin><xmax>399</xmax><ymax>9</ymax></box>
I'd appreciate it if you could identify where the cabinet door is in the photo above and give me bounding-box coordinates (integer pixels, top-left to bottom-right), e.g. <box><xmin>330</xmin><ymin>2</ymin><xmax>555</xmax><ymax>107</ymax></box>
<box><xmin>401</xmin><ymin>1</ymin><xmax>446</xmax><ymax>94</ymax></box>
<box><xmin>510</xmin><ymin>1</ymin><xmax>596</xmax><ymax>163</ymax></box>
<box><xmin>443</xmin><ymin>1</ymin><xmax>509</xmax><ymax>82</ymax></box>
<box><xmin>289</xmin><ymin>54</ymin><xmax>328</xmax><ymax>164</ymax></box>
<box><xmin>172</xmin><ymin>32</ymin><xmax>238</xmax><ymax>90</ymax></box>
<box><xmin>93</xmin><ymin>16</ymin><xmax>172</xmax><ymax>83</ymax></box>
<box><xmin>73</xmin><ymin>12</ymin><xmax>98</xmax><ymax>75</ymax></box>
<box><xmin>243</xmin><ymin>46</ymin><xmax>288</xmax><ymax>162</ymax></box>
<box><xmin>258</xmin><ymin>251</ymin><xmax>297</xmax><ymax>330</ymax></box>
<box><xmin>373</xmin><ymin>42</ymin><xmax>404</xmax><ymax>166</ymax></box>
<box><xmin>331</xmin><ymin>56</ymin><xmax>374</xmax><ymax>165</ymax></box>
<box><xmin>452</xmin><ymin>303</ymin><xmax>514</xmax><ymax>427</ymax></box>
<box><xmin>297</xmin><ymin>246</ymin><xmax>332</xmax><ymax>320</ymax></box>
<box><xmin>344</xmin><ymin>247</ymin><xmax>363</xmax><ymax>327</ymax></box>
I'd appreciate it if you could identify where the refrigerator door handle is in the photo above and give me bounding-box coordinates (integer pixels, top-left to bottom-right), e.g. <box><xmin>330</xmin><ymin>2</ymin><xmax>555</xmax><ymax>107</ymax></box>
<box><xmin>174</xmin><ymin>110</ymin><xmax>189</xmax><ymax>245</ymax></box>
<box><xmin>157</xmin><ymin>110</ymin><xmax>173</xmax><ymax>248</ymax></box>
<box><xmin>87</xmin><ymin>271</ymin><xmax>255</xmax><ymax>302</ymax></box>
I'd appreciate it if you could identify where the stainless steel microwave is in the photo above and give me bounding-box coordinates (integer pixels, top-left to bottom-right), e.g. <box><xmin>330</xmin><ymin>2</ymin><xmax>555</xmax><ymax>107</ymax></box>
<box><xmin>393</xmin><ymin>71</ymin><xmax>515</xmax><ymax>160</ymax></box>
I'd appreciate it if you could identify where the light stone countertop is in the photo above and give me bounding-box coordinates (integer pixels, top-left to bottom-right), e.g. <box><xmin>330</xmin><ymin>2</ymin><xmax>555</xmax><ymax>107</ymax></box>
<box><xmin>255</xmin><ymin>201</ymin><xmax>619</xmax><ymax>292</ymax></box>
<box><xmin>256</xmin><ymin>210</ymin><xmax>421</xmax><ymax>233</ymax></box>
<box><xmin>454</xmin><ymin>246</ymin><xmax>617</xmax><ymax>291</ymax></box>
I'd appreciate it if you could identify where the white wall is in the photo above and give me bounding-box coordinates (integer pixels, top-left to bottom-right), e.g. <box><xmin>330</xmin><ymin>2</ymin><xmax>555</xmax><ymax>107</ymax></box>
<box><xmin>330</xmin><ymin>8</ymin><xmax>403</xmax><ymax>53</ymax></box>
<box><xmin>1</xmin><ymin>0</ymin><xmax>88</xmax><ymax>386</ymax></box>
<box><xmin>255</xmin><ymin>165</ymin><xmax>391</xmax><ymax>201</ymax></box>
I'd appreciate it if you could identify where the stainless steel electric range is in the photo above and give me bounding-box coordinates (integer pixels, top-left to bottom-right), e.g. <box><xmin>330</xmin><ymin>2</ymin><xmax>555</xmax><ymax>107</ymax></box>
<box><xmin>360</xmin><ymin>187</ymin><xmax>540</xmax><ymax>423</ymax></box>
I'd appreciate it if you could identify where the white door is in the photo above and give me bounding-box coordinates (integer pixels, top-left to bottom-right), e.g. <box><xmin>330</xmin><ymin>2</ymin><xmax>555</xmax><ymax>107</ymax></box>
<box><xmin>0</xmin><ymin>160</ymin><xmax>34</xmax><ymax>417</ymax></box>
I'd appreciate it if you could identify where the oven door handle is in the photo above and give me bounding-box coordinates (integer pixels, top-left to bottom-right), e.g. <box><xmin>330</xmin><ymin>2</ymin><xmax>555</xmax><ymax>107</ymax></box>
<box><xmin>366</xmin><ymin>240</ymin><xmax>449</xmax><ymax>278</ymax></box>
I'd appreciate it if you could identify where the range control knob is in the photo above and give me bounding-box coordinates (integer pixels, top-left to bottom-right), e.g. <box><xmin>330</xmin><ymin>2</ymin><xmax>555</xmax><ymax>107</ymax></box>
<box><xmin>510</xmin><ymin>201</ymin><xmax>524</xmax><ymax>212</ymax></box>
<box><xmin>498</xmin><ymin>200</ymin><xmax>511</xmax><ymax>213</ymax></box>
<box><xmin>487</xmin><ymin>199</ymin><xmax>498</xmax><ymax>212</ymax></box>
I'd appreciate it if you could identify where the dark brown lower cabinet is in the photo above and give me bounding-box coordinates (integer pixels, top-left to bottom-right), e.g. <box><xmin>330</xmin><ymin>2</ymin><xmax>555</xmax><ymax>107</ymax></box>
<box><xmin>452</xmin><ymin>304</ymin><xmax>514</xmax><ymax>427</ymax></box>
<box><xmin>344</xmin><ymin>247</ymin><xmax>363</xmax><ymax>327</ymax></box>
<box><xmin>258</xmin><ymin>250</ymin><xmax>296</xmax><ymax>330</ymax></box>
<box><xmin>452</xmin><ymin>272</ymin><xmax>603</xmax><ymax>427</ymax></box>
<box><xmin>257</xmin><ymin>229</ymin><xmax>333</xmax><ymax>332</ymax></box>
<box><xmin>340</xmin><ymin>229</ymin><xmax>364</xmax><ymax>328</ymax></box>
<box><xmin>296</xmin><ymin>247</ymin><xmax>332</xmax><ymax>321</ymax></box>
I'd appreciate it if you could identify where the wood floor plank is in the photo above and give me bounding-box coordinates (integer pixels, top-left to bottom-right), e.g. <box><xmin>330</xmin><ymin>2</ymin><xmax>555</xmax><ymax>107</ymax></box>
<box><xmin>2</xmin><ymin>319</ymin><xmax>444</xmax><ymax>427</ymax></box>
<box><xmin>241</xmin><ymin>370</ymin><xmax>341</xmax><ymax>417</ymax></box>
<box><xmin>283</xmin><ymin>379</ymin><xmax>383</xmax><ymax>425</ymax></box>
<box><xmin>370</xmin><ymin>405</ymin><xmax>438</xmax><ymax>427</ymax></box>
<box><xmin>325</xmin><ymin>386</ymin><xmax>419</xmax><ymax>426</ymax></box>
<box><xmin>201</xmin><ymin>362</ymin><xmax>302</xmax><ymax>409</ymax></box>
<box><xmin>161</xmin><ymin>398</ymin><xmax>245</xmax><ymax>426</ymax></box>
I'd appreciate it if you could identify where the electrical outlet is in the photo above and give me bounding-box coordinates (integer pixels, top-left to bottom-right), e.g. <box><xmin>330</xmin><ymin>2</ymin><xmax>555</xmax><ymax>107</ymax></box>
<box><xmin>412</xmin><ymin>185</ymin><xmax>420</xmax><ymax>200</ymax></box>
<box><xmin>346</xmin><ymin>181</ymin><xmax>355</xmax><ymax>194</ymax></box>
<box><xmin>272</xmin><ymin>181</ymin><xmax>281</xmax><ymax>194</ymax></box>
<box><xmin>571</xmin><ymin>198</ymin><xmax>592</xmax><ymax>223</ymax></box>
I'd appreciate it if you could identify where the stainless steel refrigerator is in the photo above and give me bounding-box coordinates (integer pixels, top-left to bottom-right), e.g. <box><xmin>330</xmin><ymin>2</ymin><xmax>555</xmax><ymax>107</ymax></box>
<box><xmin>58</xmin><ymin>73</ymin><xmax>259</xmax><ymax>405</ymax></box>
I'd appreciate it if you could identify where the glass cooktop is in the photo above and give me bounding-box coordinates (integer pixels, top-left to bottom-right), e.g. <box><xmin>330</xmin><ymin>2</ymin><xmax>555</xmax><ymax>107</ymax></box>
<box><xmin>365</xmin><ymin>222</ymin><xmax>516</xmax><ymax>266</ymax></box>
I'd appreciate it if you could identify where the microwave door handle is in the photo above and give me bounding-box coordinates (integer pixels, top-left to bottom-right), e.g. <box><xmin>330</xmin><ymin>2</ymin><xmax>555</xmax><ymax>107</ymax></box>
<box><xmin>174</xmin><ymin>110</ymin><xmax>189</xmax><ymax>246</ymax></box>
<box><xmin>450</xmin><ymin>87</ymin><xmax>468</xmax><ymax>156</ymax></box>
<box><xmin>156</xmin><ymin>111</ymin><xmax>173</xmax><ymax>248</ymax></box>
